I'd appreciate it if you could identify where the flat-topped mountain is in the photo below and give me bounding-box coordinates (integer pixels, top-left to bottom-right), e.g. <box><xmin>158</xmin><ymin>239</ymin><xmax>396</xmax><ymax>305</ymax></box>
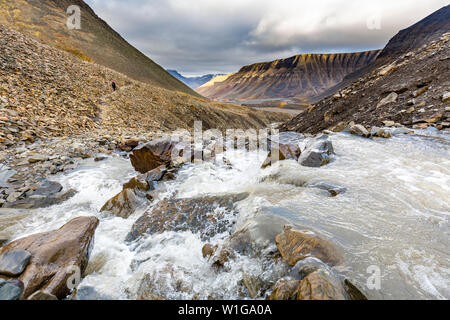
<box><xmin>0</xmin><ymin>0</ymin><xmax>197</xmax><ymax>96</ymax></box>
<box><xmin>196</xmin><ymin>51</ymin><xmax>380</xmax><ymax>101</ymax></box>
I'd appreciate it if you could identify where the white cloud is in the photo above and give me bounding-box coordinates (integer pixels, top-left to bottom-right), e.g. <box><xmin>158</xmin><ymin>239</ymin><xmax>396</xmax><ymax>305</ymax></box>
<box><xmin>85</xmin><ymin>0</ymin><xmax>449</xmax><ymax>74</ymax></box>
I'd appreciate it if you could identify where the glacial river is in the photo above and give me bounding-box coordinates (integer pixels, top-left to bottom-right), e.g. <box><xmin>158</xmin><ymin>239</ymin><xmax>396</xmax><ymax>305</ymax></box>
<box><xmin>1</xmin><ymin>129</ymin><xmax>449</xmax><ymax>300</ymax></box>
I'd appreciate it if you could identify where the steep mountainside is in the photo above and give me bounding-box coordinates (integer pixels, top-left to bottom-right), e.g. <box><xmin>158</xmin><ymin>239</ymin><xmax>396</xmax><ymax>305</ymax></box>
<box><xmin>280</xmin><ymin>6</ymin><xmax>450</xmax><ymax>134</ymax></box>
<box><xmin>378</xmin><ymin>5</ymin><xmax>450</xmax><ymax>60</ymax></box>
<box><xmin>0</xmin><ymin>0</ymin><xmax>198</xmax><ymax>96</ymax></box>
<box><xmin>280</xmin><ymin>32</ymin><xmax>450</xmax><ymax>134</ymax></box>
<box><xmin>166</xmin><ymin>70</ymin><xmax>222</xmax><ymax>89</ymax></box>
<box><xmin>0</xmin><ymin>25</ymin><xmax>288</xmax><ymax>149</ymax></box>
<box><xmin>196</xmin><ymin>51</ymin><xmax>380</xmax><ymax>101</ymax></box>
<box><xmin>315</xmin><ymin>5</ymin><xmax>450</xmax><ymax>104</ymax></box>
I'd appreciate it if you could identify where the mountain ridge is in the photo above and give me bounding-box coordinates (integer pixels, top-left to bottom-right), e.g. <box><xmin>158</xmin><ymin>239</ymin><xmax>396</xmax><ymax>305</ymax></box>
<box><xmin>196</xmin><ymin>50</ymin><xmax>381</xmax><ymax>102</ymax></box>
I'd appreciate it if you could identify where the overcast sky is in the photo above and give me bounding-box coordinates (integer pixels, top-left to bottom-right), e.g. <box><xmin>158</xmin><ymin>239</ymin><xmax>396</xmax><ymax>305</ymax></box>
<box><xmin>85</xmin><ymin>0</ymin><xmax>448</xmax><ymax>76</ymax></box>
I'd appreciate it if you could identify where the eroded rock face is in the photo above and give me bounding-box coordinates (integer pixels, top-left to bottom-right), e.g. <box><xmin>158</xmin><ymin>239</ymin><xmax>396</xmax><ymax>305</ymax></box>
<box><xmin>275</xmin><ymin>225</ymin><xmax>341</xmax><ymax>267</ymax></box>
<box><xmin>127</xmin><ymin>193</ymin><xmax>249</xmax><ymax>242</ymax></box>
<box><xmin>130</xmin><ymin>141</ymin><xmax>178</xmax><ymax>174</ymax></box>
<box><xmin>0</xmin><ymin>216</ymin><xmax>99</xmax><ymax>299</ymax></box>
<box><xmin>261</xmin><ymin>143</ymin><xmax>301</xmax><ymax>169</ymax></box>
<box><xmin>299</xmin><ymin>135</ymin><xmax>335</xmax><ymax>167</ymax></box>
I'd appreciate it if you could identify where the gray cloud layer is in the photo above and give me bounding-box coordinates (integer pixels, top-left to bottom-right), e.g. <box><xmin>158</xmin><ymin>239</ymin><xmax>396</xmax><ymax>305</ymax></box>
<box><xmin>85</xmin><ymin>0</ymin><xmax>449</xmax><ymax>75</ymax></box>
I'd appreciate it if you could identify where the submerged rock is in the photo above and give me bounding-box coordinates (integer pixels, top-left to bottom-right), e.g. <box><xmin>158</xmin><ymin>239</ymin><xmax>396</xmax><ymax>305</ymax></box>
<box><xmin>275</xmin><ymin>225</ymin><xmax>340</xmax><ymax>267</ymax></box>
<box><xmin>202</xmin><ymin>244</ymin><xmax>218</xmax><ymax>259</ymax></box>
<box><xmin>33</xmin><ymin>180</ymin><xmax>63</xmax><ymax>197</ymax></box>
<box><xmin>127</xmin><ymin>193</ymin><xmax>249</xmax><ymax>242</ymax></box>
<box><xmin>299</xmin><ymin>135</ymin><xmax>334</xmax><ymax>167</ymax></box>
<box><xmin>0</xmin><ymin>216</ymin><xmax>99</xmax><ymax>299</ymax></box>
<box><xmin>307</xmin><ymin>182</ymin><xmax>347</xmax><ymax>197</ymax></box>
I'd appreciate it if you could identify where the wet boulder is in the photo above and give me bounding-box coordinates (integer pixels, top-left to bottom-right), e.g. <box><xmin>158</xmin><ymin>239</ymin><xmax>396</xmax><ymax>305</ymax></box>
<box><xmin>241</xmin><ymin>273</ymin><xmax>263</xmax><ymax>298</ymax></box>
<box><xmin>370</xmin><ymin>127</ymin><xmax>393</xmax><ymax>139</ymax></box>
<box><xmin>100</xmin><ymin>165</ymin><xmax>176</xmax><ymax>219</ymax></box>
<box><xmin>130</xmin><ymin>140</ymin><xmax>179</xmax><ymax>174</ymax></box>
<box><xmin>3</xmin><ymin>189</ymin><xmax>77</xmax><ymax>209</ymax></box>
<box><xmin>202</xmin><ymin>244</ymin><xmax>218</xmax><ymax>259</ymax></box>
<box><xmin>0</xmin><ymin>216</ymin><xmax>99</xmax><ymax>299</ymax></box>
<box><xmin>268</xmin><ymin>279</ymin><xmax>301</xmax><ymax>300</ymax></box>
<box><xmin>261</xmin><ymin>143</ymin><xmax>301</xmax><ymax>169</ymax></box>
<box><xmin>299</xmin><ymin>135</ymin><xmax>334</xmax><ymax>167</ymax></box>
<box><xmin>296</xmin><ymin>270</ymin><xmax>347</xmax><ymax>300</ymax></box>
<box><xmin>74</xmin><ymin>286</ymin><xmax>112</xmax><ymax>300</ymax></box>
<box><xmin>0</xmin><ymin>279</ymin><xmax>24</xmax><ymax>300</ymax></box>
<box><xmin>126</xmin><ymin>193</ymin><xmax>249</xmax><ymax>242</ymax></box>
<box><xmin>349</xmin><ymin>124</ymin><xmax>370</xmax><ymax>138</ymax></box>
<box><xmin>0</xmin><ymin>249</ymin><xmax>32</xmax><ymax>276</ymax></box>
<box><xmin>100</xmin><ymin>188</ymin><xmax>141</xmax><ymax>219</ymax></box>
<box><xmin>275</xmin><ymin>225</ymin><xmax>341</xmax><ymax>267</ymax></box>
<box><xmin>32</xmin><ymin>180</ymin><xmax>63</xmax><ymax>197</ymax></box>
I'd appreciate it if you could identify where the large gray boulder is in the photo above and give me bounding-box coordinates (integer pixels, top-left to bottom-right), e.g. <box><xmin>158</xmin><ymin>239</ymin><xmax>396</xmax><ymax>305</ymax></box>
<box><xmin>299</xmin><ymin>135</ymin><xmax>335</xmax><ymax>167</ymax></box>
<box><xmin>0</xmin><ymin>249</ymin><xmax>32</xmax><ymax>276</ymax></box>
<box><xmin>127</xmin><ymin>193</ymin><xmax>249</xmax><ymax>242</ymax></box>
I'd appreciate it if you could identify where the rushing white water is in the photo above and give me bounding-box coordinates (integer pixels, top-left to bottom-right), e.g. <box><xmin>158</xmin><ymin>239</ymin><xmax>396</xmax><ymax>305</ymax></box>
<box><xmin>1</xmin><ymin>129</ymin><xmax>449</xmax><ymax>300</ymax></box>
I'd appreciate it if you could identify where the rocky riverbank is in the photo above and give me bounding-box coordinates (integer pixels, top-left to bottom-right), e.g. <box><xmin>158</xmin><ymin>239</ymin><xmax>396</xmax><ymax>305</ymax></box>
<box><xmin>1</xmin><ymin>124</ymin><xmax>449</xmax><ymax>300</ymax></box>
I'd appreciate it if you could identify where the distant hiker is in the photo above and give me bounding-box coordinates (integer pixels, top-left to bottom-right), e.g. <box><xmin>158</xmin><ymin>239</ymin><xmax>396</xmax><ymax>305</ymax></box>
<box><xmin>112</xmin><ymin>81</ymin><xmax>117</xmax><ymax>92</ymax></box>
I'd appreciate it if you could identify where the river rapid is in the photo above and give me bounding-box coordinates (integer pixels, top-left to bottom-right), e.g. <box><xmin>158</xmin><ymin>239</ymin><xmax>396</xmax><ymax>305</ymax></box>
<box><xmin>0</xmin><ymin>129</ymin><xmax>449</xmax><ymax>300</ymax></box>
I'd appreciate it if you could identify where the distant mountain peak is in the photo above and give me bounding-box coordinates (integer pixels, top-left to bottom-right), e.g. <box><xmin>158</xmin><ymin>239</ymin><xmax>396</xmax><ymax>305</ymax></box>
<box><xmin>167</xmin><ymin>70</ymin><xmax>225</xmax><ymax>89</ymax></box>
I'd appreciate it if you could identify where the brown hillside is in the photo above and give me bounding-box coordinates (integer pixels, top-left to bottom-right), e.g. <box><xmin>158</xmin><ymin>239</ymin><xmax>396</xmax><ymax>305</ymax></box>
<box><xmin>0</xmin><ymin>0</ymin><xmax>199</xmax><ymax>96</ymax></box>
<box><xmin>0</xmin><ymin>25</ymin><xmax>289</xmax><ymax>149</ymax></box>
